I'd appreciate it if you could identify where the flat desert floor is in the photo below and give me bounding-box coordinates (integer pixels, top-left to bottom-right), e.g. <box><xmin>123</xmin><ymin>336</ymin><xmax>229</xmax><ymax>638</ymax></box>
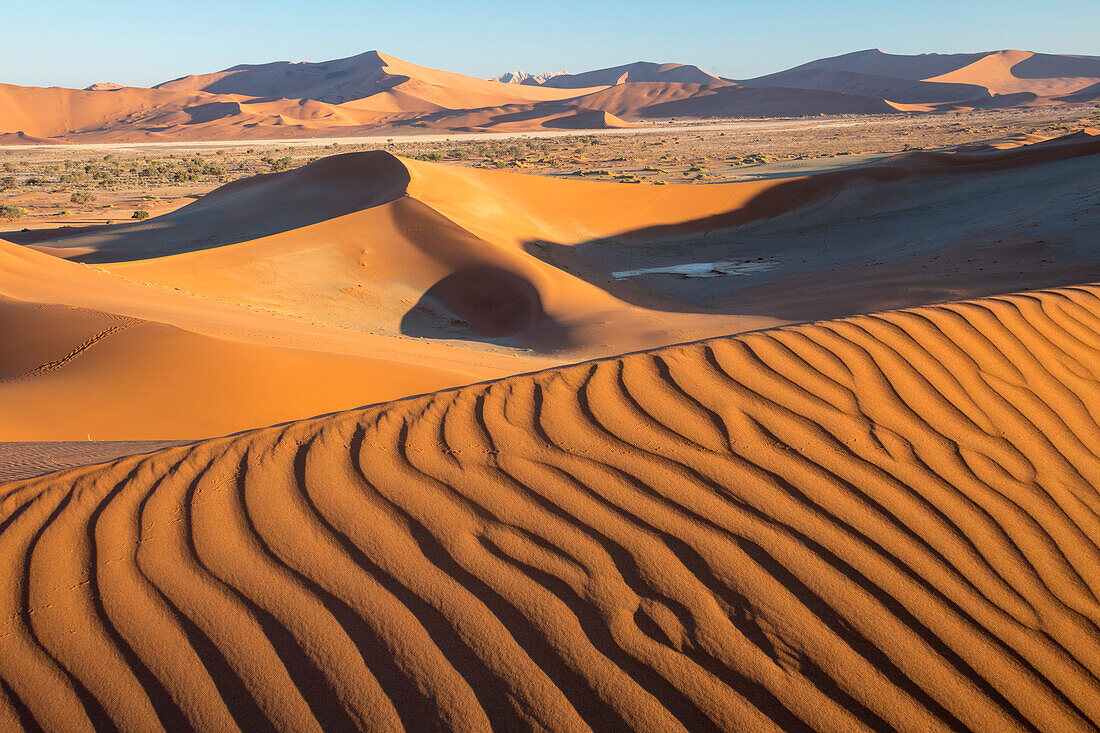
<box><xmin>2</xmin><ymin>112</ymin><xmax>1099</xmax><ymax>731</ymax></box>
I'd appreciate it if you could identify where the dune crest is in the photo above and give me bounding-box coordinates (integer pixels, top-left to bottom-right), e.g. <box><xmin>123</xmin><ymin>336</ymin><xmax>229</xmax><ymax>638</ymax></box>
<box><xmin>2</xmin><ymin>283</ymin><xmax>1099</xmax><ymax>730</ymax></box>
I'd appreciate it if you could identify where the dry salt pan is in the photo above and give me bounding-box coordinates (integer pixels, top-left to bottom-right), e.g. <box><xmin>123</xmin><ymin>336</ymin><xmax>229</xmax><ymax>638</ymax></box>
<box><xmin>612</xmin><ymin>259</ymin><xmax>779</xmax><ymax>279</ymax></box>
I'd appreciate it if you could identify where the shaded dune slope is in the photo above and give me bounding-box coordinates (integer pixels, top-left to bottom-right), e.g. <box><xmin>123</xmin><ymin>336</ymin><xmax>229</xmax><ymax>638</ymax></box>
<box><xmin>3</xmin><ymin>284</ymin><xmax>1100</xmax><ymax>731</ymax></box>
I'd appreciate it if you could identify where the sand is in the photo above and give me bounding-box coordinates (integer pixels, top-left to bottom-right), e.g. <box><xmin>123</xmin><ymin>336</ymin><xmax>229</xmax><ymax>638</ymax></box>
<box><xmin>743</xmin><ymin>49</ymin><xmax>1100</xmax><ymax>109</ymax></box>
<box><xmin>0</xmin><ymin>441</ymin><xmax>192</xmax><ymax>481</ymax></box>
<box><xmin>2</xmin><ymin>282</ymin><xmax>1099</xmax><ymax>730</ymax></box>
<box><xmin>1</xmin><ymin>71</ymin><xmax>1099</xmax><ymax>731</ymax></box>
<box><xmin>3</xmin><ymin>129</ymin><xmax>1097</xmax><ymax>442</ymax></box>
<box><xmin>3</xmin><ymin>49</ymin><xmax>1098</xmax><ymax>143</ymax></box>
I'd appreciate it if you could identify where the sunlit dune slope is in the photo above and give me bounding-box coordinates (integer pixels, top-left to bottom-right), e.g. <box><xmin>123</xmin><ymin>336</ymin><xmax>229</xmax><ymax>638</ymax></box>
<box><xmin>3</xmin><ymin>283</ymin><xmax>1100</xmax><ymax>731</ymax></box>
<box><xmin>0</xmin><ymin>237</ymin><xmax>559</xmax><ymax>440</ymax></box>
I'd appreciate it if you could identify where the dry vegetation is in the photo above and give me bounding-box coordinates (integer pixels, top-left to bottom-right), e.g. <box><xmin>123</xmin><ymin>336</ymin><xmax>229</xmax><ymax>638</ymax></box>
<box><xmin>1</xmin><ymin>106</ymin><xmax>1095</xmax><ymax>232</ymax></box>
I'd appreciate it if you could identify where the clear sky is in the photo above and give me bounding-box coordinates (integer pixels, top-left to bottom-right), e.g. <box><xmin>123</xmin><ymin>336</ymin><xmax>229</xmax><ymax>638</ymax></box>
<box><xmin>5</xmin><ymin>0</ymin><xmax>1099</xmax><ymax>88</ymax></box>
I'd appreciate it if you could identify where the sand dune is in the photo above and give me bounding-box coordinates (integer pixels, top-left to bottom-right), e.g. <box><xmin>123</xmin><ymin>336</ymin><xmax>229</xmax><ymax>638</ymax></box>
<box><xmin>155</xmin><ymin>51</ymin><xmax>594</xmax><ymax>106</ymax></box>
<box><xmin>2</xmin><ymin>283</ymin><xmax>1099</xmax><ymax>730</ymax></box>
<box><xmin>741</xmin><ymin>48</ymin><xmax>1100</xmax><ymax>110</ymax></box>
<box><xmin>6</xmin><ymin>130</ymin><xmax>1097</xmax><ymax>441</ymax></box>
<box><xmin>923</xmin><ymin>50</ymin><xmax>1100</xmax><ymax>97</ymax></box>
<box><xmin>4</xmin><ymin>49</ymin><xmax>1097</xmax><ymax>142</ymax></box>
<box><xmin>539</xmin><ymin>61</ymin><xmax>723</xmax><ymax>88</ymax></box>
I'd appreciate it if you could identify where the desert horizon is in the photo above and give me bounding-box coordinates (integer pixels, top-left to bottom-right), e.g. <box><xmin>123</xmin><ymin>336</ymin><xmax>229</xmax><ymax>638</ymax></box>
<box><xmin>2</xmin><ymin>46</ymin><xmax>1100</xmax><ymax>144</ymax></box>
<box><xmin>2</xmin><ymin>3</ymin><xmax>1099</xmax><ymax>731</ymax></box>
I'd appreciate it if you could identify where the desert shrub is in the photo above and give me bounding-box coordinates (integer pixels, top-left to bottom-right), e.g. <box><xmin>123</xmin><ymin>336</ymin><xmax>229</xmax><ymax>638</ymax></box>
<box><xmin>0</xmin><ymin>176</ymin><xmax>14</xmax><ymax>190</ymax></box>
<box><xmin>70</xmin><ymin>191</ymin><xmax>97</xmax><ymax>205</ymax></box>
<box><xmin>22</xmin><ymin>176</ymin><xmax>44</xmax><ymax>186</ymax></box>
<box><xmin>131</xmin><ymin>210</ymin><xmax>150</xmax><ymax>220</ymax></box>
<box><xmin>202</xmin><ymin>163</ymin><xmax>226</xmax><ymax>176</ymax></box>
<box><xmin>0</xmin><ymin>205</ymin><xmax>27</xmax><ymax>220</ymax></box>
<box><xmin>262</xmin><ymin>156</ymin><xmax>293</xmax><ymax>171</ymax></box>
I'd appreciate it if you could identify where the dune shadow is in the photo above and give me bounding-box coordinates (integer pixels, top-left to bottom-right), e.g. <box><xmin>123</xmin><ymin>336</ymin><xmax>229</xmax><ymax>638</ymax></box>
<box><xmin>519</xmin><ymin>137</ymin><xmax>1100</xmax><ymax>323</ymax></box>
<box><xmin>401</xmin><ymin>266</ymin><xmax>570</xmax><ymax>351</ymax></box>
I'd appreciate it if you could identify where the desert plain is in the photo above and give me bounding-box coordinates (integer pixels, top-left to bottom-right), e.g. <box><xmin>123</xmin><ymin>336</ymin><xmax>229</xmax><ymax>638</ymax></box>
<box><xmin>1</xmin><ymin>46</ymin><xmax>1100</xmax><ymax>731</ymax></box>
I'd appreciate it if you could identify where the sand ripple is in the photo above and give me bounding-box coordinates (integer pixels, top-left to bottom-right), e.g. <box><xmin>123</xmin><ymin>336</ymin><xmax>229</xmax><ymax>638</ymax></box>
<box><xmin>2</xmin><ymin>285</ymin><xmax>1099</xmax><ymax>731</ymax></box>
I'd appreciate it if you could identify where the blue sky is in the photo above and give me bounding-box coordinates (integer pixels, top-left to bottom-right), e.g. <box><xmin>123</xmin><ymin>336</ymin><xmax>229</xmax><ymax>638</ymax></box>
<box><xmin>5</xmin><ymin>0</ymin><xmax>1098</xmax><ymax>88</ymax></box>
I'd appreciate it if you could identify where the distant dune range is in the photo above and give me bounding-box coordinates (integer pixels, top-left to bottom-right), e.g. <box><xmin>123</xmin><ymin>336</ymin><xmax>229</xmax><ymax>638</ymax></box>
<box><xmin>1</xmin><ymin>129</ymin><xmax>1098</xmax><ymax>441</ymax></box>
<box><xmin>3</xmin><ymin>279</ymin><xmax>1100</xmax><ymax>730</ymax></box>
<box><xmin>2</xmin><ymin>49</ymin><xmax>1099</xmax><ymax>141</ymax></box>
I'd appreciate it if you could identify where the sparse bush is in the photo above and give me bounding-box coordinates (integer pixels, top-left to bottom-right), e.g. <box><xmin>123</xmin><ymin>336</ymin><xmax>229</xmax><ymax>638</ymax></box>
<box><xmin>262</xmin><ymin>156</ymin><xmax>293</xmax><ymax>171</ymax></box>
<box><xmin>70</xmin><ymin>191</ymin><xmax>97</xmax><ymax>205</ymax></box>
<box><xmin>131</xmin><ymin>210</ymin><xmax>150</xmax><ymax>220</ymax></box>
<box><xmin>0</xmin><ymin>176</ymin><xmax>14</xmax><ymax>190</ymax></box>
<box><xmin>0</xmin><ymin>205</ymin><xmax>27</xmax><ymax>221</ymax></box>
<box><xmin>202</xmin><ymin>163</ymin><xmax>226</xmax><ymax>176</ymax></box>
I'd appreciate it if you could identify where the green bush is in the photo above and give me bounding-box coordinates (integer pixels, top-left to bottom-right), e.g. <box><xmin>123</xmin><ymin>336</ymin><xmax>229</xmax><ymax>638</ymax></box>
<box><xmin>262</xmin><ymin>156</ymin><xmax>293</xmax><ymax>171</ymax></box>
<box><xmin>0</xmin><ymin>205</ymin><xmax>27</xmax><ymax>221</ymax></box>
<box><xmin>70</xmin><ymin>192</ymin><xmax>97</xmax><ymax>205</ymax></box>
<box><xmin>132</xmin><ymin>210</ymin><xmax>150</xmax><ymax>220</ymax></box>
<box><xmin>0</xmin><ymin>176</ymin><xmax>14</xmax><ymax>190</ymax></box>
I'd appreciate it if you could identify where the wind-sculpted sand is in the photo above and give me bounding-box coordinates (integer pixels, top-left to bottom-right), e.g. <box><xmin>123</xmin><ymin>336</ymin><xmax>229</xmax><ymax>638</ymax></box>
<box><xmin>2</xmin><ymin>284</ymin><xmax>1099</xmax><ymax>731</ymax></box>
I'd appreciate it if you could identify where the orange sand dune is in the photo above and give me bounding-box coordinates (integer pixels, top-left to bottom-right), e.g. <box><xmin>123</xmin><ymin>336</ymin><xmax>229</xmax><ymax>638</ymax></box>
<box><xmin>5</xmin><ymin>49</ymin><xmax>1098</xmax><ymax>142</ymax></box>
<box><xmin>2</xmin><ymin>283</ymin><xmax>1099</xmax><ymax>730</ymax></box>
<box><xmin>740</xmin><ymin>48</ymin><xmax>1100</xmax><ymax>108</ymax></box>
<box><xmin>156</xmin><ymin>50</ymin><xmax>602</xmax><ymax>106</ymax></box>
<box><xmin>7</xmin><ymin>130</ymin><xmax>1098</xmax><ymax>441</ymax></box>
<box><xmin>540</xmin><ymin>61</ymin><xmax>723</xmax><ymax>88</ymax></box>
<box><xmin>0</xmin><ymin>237</ymin><xmax>562</xmax><ymax>440</ymax></box>
<box><xmin>923</xmin><ymin>50</ymin><xmax>1100</xmax><ymax>97</ymax></box>
<box><xmin>0</xmin><ymin>83</ymin><xmax>393</xmax><ymax>141</ymax></box>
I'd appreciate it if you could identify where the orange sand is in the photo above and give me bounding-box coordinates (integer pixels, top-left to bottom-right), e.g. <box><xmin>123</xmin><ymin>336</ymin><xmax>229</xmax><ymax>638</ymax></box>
<box><xmin>2</xmin><ymin>283</ymin><xmax>1099</xmax><ymax>730</ymax></box>
<box><xmin>3</xmin><ymin>130</ymin><xmax>1098</xmax><ymax>441</ymax></box>
<box><xmin>3</xmin><ymin>49</ymin><xmax>1098</xmax><ymax>142</ymax></box>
